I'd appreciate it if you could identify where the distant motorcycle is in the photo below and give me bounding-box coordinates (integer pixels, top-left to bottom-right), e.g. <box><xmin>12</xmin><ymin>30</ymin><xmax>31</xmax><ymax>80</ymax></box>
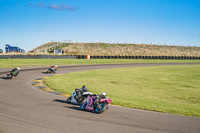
<box><xmin>66</xmin><ymin>89</ymin><xmax>91</xmax><ymax>105</ymax></box>
<box><xmin>80</xmin><ymin>93</ymin><xmax>112</xmax><ymax>114</ymax></box>
<box><xmin>7</xmin><ymin>67</ymin><xmax>20</xmax><ymax>79</ymax></box>
<box><xmin>46</xmin><ymin>67</ymin><xmax>56</xmax><ymax>74</ymax></box>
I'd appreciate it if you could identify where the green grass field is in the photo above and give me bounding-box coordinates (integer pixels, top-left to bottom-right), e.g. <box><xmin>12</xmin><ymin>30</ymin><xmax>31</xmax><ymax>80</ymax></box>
<box><xmin>0</xmin><ymin>59</ymin><xmax>200</xmax><ymax>68</ymax></box>
<box><xmin>44</xmin><ymin>65</ymin><xmax>200</xmax><ymax>117</ymax></box>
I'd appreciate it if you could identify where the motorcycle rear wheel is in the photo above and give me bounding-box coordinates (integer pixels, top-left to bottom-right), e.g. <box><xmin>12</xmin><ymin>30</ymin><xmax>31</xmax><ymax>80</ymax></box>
<box><xmin>7</xmin><ymin>74</ymin><xmax>13</xmax><ymax>79</ymax></box>
<box><xmin>77</xmin><ymin>97</ymin><xmax>87</xmax><ymax>105</ymax></box>
<box><xmin>80</xmin><ymin>102</ymin><xmax>87</xmax><ymax>110</ymax></box>
<box><xmin>46</xmin><ymin>69</ymin><xmax>50</xmax><ymax>73</ymax></box>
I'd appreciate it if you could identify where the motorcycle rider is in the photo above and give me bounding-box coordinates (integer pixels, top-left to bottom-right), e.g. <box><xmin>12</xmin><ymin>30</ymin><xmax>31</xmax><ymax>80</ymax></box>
<box><xmin>94</xmin><ymin>92</ymin><xmax>107</xmax><ymax>107</ymax></box>
<box><xmin>80</xmin><ymin>85</ymin><xmax>88</xmax><ymax>93</ymax></box>
<box><xmin>9</xmin><ymin>67</ymin><xmax>20</xmax><ymax>77</ymax></box>
<box><xmin>50</xmin><ymin>65</ymin><xmax>57</xmax><ymax>72</ymax></box>
<box><xmin>75</xmin><ymin>85</ymin><xmax>88</xmax><ymax>102</ymax></box>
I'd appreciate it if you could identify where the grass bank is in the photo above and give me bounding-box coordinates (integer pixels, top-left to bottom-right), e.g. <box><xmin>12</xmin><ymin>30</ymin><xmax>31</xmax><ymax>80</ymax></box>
<box><xmin>0</xmin><ymin>59</ymin><xmax>200</xmax><ymax>68</ymax></box>
<box><xmin>44</xmin><ymin>65</ymin><xmax>200</xmax><ymax>117</ymax></box>
<box><xmin>29</xmin><ymin>42</ymin><xmax>200</xmax><ymax>56</ymax></box>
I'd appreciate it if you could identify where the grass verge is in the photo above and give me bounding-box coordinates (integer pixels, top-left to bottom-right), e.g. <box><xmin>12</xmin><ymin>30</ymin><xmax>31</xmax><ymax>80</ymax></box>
<box><xmin>0</xmin><ymin>59</ymin><xmax>200</xmax><ymax>68</ymax></box>
<box><xmin>44</xmin><ymin>65</ymin><xmax>200</xmax><ymax>117</ymax></box>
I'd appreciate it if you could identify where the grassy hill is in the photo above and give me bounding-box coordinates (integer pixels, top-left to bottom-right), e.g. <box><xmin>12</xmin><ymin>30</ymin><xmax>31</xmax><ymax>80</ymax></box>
<box><xmin>28</xmin><ymin>42</ymin><xmax>200</xmax><ymax>57</ymax></box>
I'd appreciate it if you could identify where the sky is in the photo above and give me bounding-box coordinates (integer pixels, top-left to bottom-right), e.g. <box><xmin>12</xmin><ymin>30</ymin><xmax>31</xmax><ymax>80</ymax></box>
<box><xmin>0</xmin><ymin>0</ymin><xmax>200</xmax><ymax>52</ymax></box>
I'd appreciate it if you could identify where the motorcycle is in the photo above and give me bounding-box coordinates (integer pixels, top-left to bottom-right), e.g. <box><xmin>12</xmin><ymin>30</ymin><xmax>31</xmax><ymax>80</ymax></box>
<box><xmin>66</xmin><ymin>89</ymin><xmax>92</xmax><ymax>105</ymax></box>
<box><xmin>80</xmin><ymin>94</ymin><xmax>112</xmax><ymax>114</ymax></box>
<box><xmin>46</xmin><ymin>67</ymin><xmax>56</xmax><ymax>74</ymax></box>
<box><xmin>7</xmin><ymin>71</ymin><xmax>18</xmax><ymax>79</ymax></box>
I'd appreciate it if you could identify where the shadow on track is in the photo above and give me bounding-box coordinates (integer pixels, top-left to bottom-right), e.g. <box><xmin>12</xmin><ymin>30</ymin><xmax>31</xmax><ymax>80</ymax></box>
<box><xmin>53</xmin><ymin>99</ymin><xmax>68</xmax><ymax>104</ymax></box>
<box><xmin>53</xmin><ymin>99</ymin><xmax>79</xmax><ymax>106</ymax></box>
<box><xmin>65</xmin><ymin>106</ymin><xmax>81</xmax><ymax>111</ymax></box>
<box><xmin>53</xmin><ymin>99</ymin><xmax>94</xmax><ymax>113</ymax></box>
<box><xmin>41</xmin><ymin>72</ymin><xmax>48</xmax><ymax>74</ymax></box>
<box><xmin>64</xmin><ymin>106</ymin><xmax>98</xmax><ymax>114</ymax></box>
<box><xmin>0</xmin><ymin>77</ymin><xmax>9</xmax><ymax>80</ymax></box>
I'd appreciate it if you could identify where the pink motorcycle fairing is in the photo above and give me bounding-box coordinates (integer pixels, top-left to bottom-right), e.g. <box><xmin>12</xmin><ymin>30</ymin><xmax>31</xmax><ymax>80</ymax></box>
<box><xmin>85</xmin><ymin>95</ymin><xmax>96</xmax><ymax>111</ymax></box>
<box><xmin>99</xmin><ymin>98</ymin><xmax>112</xmax><ymax>104</ymax></box>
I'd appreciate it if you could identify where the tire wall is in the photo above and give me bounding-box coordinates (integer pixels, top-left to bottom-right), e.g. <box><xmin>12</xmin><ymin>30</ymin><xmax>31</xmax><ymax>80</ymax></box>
<box><xmin>0</xmin><ymin>55</ymin><xmax>76</xmax><ymax>59</ymax></box>
<box><xmin>0</xmin><ymin>55</ymin><xmax>199</xmax><ymax>60</ymax></box>
<box><xmin>76</xmin><ymin>55</ymin><xmax>200</xmax><ymax>60</ymax></box>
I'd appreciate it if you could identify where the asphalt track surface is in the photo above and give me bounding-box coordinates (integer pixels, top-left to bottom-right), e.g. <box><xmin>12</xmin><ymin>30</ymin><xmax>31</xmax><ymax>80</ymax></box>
<box><xmin>0</xmin><ymin>63</ymin><xmax>200</xmax><ymax>133</ymax></box>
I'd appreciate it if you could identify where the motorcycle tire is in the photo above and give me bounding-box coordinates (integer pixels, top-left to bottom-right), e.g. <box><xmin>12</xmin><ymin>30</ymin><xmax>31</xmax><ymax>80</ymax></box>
<box><xmin>95</xmin><ymin>102</ymin><xmax>107</xmax><ymax>114</ymax></box>
<box><xmin>80</xmin><ymin>102</ymin><xmax>87</xmax><ymax>110</ymax></box>
<box><xmin>77</xmin><ymin>97</ymin><xmax>87</xmax><ymax>105</ymax></box>
<box><xmin>46</xmin><ymin>69</ymin><xmax>51</xmax><ymax>73</ymax></box>
<box><xmin>7</xmin><ymin>74</ymin><xmax>13</xmax><ymax>79</ymax></box>
<box><xmin>66</xmin><ymin>96</ymin><xmax>72</xmax><ymax>103</ymax></box>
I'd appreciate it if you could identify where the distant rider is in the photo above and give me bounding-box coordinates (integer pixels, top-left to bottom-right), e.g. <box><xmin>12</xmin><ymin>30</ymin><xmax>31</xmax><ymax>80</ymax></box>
<box><xmin>51</xmin><ymin>65</ymin><xmax>57</xmax><ymax>72</ymax></box>
<box><xmin>10</xmin><ymin>67</ymin><xmax>20</xmax><ymax>77</ymax></box>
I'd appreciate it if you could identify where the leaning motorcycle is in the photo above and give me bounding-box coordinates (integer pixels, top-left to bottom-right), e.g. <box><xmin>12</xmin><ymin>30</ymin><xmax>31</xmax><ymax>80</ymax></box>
<box><xmin>7</xmin><ymin>71</ymin><xmax>18</xmax><ymax>79</ymax></box>
<box><xmin>80</xmin><ymin>94</ymin><xmax>112</xmax><ymax>114</ymax></box>
<box><xmin>46</xmin><ymin>67</ymin><xmax>55</xmax><ymax>74</ymax></box>
<box><xmin>66</xmin><ymin>89</ymin><xmax>92</xmax><ymax>105</ymax></box>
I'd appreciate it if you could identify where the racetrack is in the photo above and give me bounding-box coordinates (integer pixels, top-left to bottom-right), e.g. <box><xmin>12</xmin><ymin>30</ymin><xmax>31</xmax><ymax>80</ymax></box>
<box><xmin>0</xmin><ymin>63</ymin><xmax>200</xmax><ymax>133</ymax></box>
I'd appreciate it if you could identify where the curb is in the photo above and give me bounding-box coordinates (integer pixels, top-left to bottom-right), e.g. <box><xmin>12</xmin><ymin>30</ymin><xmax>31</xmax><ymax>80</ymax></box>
<box><xmin>30</xmin><ymin>74</ymin><xmax>71</xmax><ymax>98</ymax></box>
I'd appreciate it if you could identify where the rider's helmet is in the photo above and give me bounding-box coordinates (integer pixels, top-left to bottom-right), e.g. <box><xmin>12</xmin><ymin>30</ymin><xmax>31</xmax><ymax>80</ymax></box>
<box><xmin>55</xmin><ymin>65</ymin><xmax>57</xmax><ymax>67</ymax></box>
<box><xmin>17</xmin><ymin>67</ymin><xmax>20</xmax><ymax>70</ymax></box>
<box><xmin>82</xmin><ymin>85</ymin><xmax>85</xmax><ymax>88</ymax></box>
<box><xmin>101</xmin><ymin>92</ymin><xmax>107</xmax><ymax>97</ymax></box>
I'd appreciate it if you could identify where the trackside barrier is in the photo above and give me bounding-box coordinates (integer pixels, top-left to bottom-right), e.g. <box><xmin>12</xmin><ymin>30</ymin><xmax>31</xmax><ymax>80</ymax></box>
<box><xmin>0</xmin><ymin>55</ymin><xmax>199</xmax><ymax>60</ymax></box>
<box><xmin>0</xmin><ymin>55</ymin><xmax>76</xmax><ymax>59</ymax></box>
<box><xmin>86</xmin><ymin>55</ymin><xmax>90</xmax><ymax>59</ymax></box>
<box><xmin>76</xmin><ymin>55</ymin><xmax>200</xmax><ymax>60</ymax></box>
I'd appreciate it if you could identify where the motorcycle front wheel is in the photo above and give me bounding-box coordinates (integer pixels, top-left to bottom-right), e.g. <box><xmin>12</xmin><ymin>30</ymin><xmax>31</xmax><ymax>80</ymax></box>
<box><xmin>95</xmin><ymin>103</ymin><xmax>107</xmax><ymax>114</ymax></box>
<box><xmin>66</xmin><ymin>96</ymin><xmax>72</xmax><ymax>103</ymax></box>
